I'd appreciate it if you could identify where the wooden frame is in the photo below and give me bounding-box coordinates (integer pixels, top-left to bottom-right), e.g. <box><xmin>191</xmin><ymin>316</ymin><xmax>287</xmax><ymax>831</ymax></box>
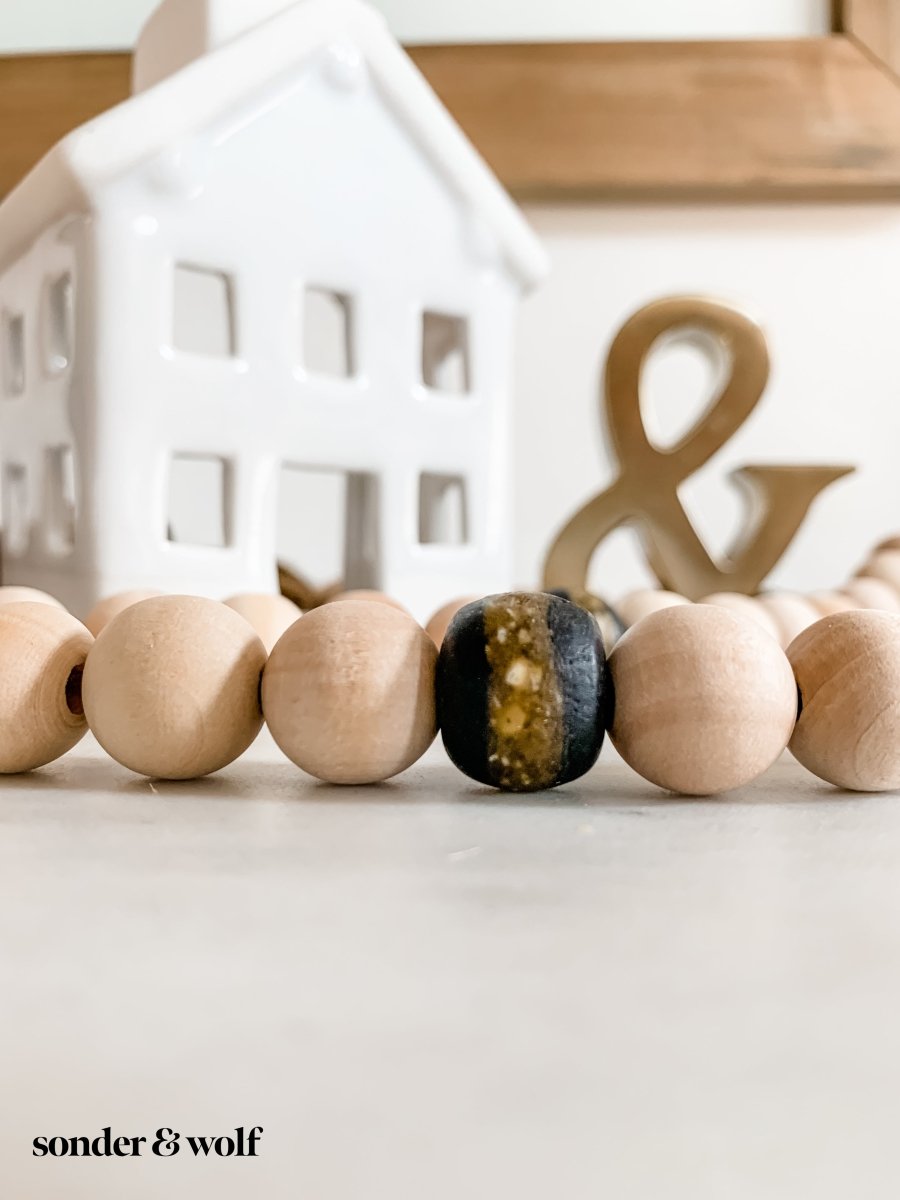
<box><xmin>1</xmin><ymin>0</ymin><xmax>899</xmax><ymax>200</ymax></box>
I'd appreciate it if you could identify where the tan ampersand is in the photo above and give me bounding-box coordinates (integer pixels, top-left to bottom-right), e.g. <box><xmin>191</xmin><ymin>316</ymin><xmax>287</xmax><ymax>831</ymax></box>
<box><xmin>542</xmin><ymin>297</ymin><xmax>853</xmax><ymax>600</ymax></box>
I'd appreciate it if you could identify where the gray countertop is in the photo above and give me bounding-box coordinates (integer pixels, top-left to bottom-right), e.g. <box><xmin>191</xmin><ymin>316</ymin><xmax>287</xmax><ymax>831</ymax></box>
<box><xmin>2</xmin><ymin>733</ymin><xmax>898</xmax><ymax>1198</ymax></box>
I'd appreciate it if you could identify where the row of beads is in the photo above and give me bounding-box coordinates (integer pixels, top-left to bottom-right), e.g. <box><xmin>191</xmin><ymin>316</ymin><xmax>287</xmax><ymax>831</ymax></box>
<box><xmin>614</xmin><ymin>537</ymin><xmax>900</xmax><ymax>650</ymax></box>
<box><xmin>0</xmin><ymin>583</ymin><xmax>898</xmax><ymax>796</ymax></box>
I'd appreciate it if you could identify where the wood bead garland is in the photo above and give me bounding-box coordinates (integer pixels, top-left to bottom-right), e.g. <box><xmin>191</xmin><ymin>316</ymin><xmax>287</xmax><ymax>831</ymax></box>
<box><xmin>616</xmin><ymin>588</ymin><xmax>689</xmax><ymax>629</ymax></box>
<box><xmin>83</xmin><ymin>589</ymin><xmax>163</xmax><ymax>637</ymax></box>
<box><xmin>809</xmin><ymin>592</ymin><xmax>858</xmax><ymax>617</ymax></box>
<box><xmin>787</xmin><ymin>611</ymin><xmax>900</xmax><ymax>791</ymax></box>
<box><xmin>0</xmin><ymin>603</ymin><xmax>93</xmax><ymax>773</ymax></box>
<box><xmin>224</xmin><ymin>592</ymin><xmax>303</xmax><ymax>653</ymax></box>
<box><xmin>82</xmin><ymin>596</ymin><xmax>266</xmax><ymax>780</ymax></box>
<box><xmin>842</xmin><ymin>576</ymin><xmax>900</xmax><ymax>612</ymax></box>
<box><xmin>438</xmin><ymin>592</ymin><xmax>610</xmax><ymax>792</ymax></box>
<box><xmin>859</xmin><ymin>549</ymin><xmax>900</xmax><ymax>595</ymax></box>
<box><xmin>0</xmin><ymin>586</ymin><xmax>65</xmax><ymax>610</ymax></box>
<box><xmin>331</xmin><ymin>590</ymin><xmax>409</xmax><ymax>613</ymax></box>
<box><xmin>262</xmin><ymin>600</ymin><xmax>438</xmax><ymax>785</ymax></box>
<box><xmin>425</xmin><ymin>596</ymin><xmax>478</xmax><ymax>648</ymax></box>
<box><xmin>757</xmin><ymin>593</ymin><xmax>819</xmax><ymax>648</ymax></box>
<box><xmin>698</xmin><ymin>592</ymin><xmax>780</xmax><ymax>641</ymax></box>
<box><xmin>608</xmin><ymin>605</ymin><xmax>797</xmax><ymax>795</ymax></box>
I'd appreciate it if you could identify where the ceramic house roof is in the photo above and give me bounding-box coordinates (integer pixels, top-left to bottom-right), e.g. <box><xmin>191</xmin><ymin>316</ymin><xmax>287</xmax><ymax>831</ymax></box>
<box><xmin>0</xmin><ymin>0</ymin><xmax>548</xmax><ymax>287</ymax></box>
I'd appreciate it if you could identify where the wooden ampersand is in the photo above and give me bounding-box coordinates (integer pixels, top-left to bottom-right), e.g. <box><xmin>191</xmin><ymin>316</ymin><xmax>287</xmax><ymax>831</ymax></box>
<box><xmin>542</xmin><ymin>297</ymin><xmax>853</xmax><ymax>600</ymax></box>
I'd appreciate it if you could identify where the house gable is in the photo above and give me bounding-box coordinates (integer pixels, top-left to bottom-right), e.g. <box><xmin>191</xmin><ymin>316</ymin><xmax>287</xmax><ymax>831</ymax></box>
<box><xmin>0</xmin><ymin>0</ymin><xmax>548</xmax><ymax>289</ymax></box>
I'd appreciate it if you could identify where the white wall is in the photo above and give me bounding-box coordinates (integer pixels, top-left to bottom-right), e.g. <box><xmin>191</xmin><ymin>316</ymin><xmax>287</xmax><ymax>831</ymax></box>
<box><xmin>516</xmin><ymin>204</ymin><xmax>900</xmax><ymax>602</ymax></box>
<box><xmin>0</xmin><ymin>0</ymin><xmax>830</xmax><ymax>53</ymax></box>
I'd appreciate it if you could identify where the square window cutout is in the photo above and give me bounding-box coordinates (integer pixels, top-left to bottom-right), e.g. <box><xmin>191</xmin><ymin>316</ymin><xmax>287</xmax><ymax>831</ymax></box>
<box><xmin>419</xmin><ymin>473</ymin><xmax>469</xmax><ymax>546</ymax></box>
<box><xmin>3</xmin><ymin>463</ymin><xmax>29</xmax><ymax>556</ymax></box>
<box><xmin>44</xmin><ymin>445</ymin><xmax>76</xmax><ymax>554</ymax></box>
<box><xmin>302</xmin><ymin>287</ymin><xmax>355</xmax><ymax>378</ymax></box>
<box><xmin>278</xmin><ymin>464</ymin><xmax>379</xmax><ymax>589</ymax></box>
<box><xmin>44</xmin><ymin>274</ymin><xmax>74</xmax><ymax>373</ymax></box>
<box><xmin>422</xmin><ymin>312</ymin><xmax>470</xmax><ymax>394</ymax></box>
<box><xmin>167</xmin><ymin>454</ymin><xmax>233</xmax><ymax>548</ymax></box>
<box><xmin>172</xmin><ymin>264</ymin><xmax>236</xmax><ymax>357</ymax></box>
<box><xmin>2</xmin><ymin>313</ymin><xmax>25</xmax><ymax>397</ymax></box>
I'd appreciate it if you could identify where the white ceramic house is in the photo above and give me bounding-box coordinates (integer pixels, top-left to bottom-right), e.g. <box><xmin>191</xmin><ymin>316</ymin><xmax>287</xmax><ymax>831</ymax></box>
<box><xmin>0</xmin><ymin>0</ymin><xmax>547</xmax><ymax>621</ymax></box>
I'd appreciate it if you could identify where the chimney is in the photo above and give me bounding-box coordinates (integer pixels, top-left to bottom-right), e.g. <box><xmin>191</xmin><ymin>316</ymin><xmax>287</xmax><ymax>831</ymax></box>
<box><xmin>133</xmin><ymin>0</ymin><xmax>299</xmax><ymax>93</ymax></box>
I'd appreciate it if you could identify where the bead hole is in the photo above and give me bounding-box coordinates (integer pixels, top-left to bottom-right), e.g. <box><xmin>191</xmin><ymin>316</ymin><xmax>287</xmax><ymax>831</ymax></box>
<box><xmin>66</xmin><ymin>664</ymin><xmax>84</xmax><ymax>716</ymax></box>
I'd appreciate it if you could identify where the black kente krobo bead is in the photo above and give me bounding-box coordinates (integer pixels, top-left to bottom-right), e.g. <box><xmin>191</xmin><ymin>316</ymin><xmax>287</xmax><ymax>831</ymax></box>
<box><xmin>437</xmin><ymin>592</ymin><xmax>612</xmax><ymax>792</ymax></box>
<box><xmin>545</xmin><ymin>587</ymin><xmax>625</xmax><ymax>653</ymax></box>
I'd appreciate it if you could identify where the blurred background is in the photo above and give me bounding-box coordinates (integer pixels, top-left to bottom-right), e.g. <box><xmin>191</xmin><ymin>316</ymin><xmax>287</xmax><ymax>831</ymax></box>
<box><xmin>5</xmin><ymin>0</ymin><xmax>897</xmax><ymax>604</ymax></box>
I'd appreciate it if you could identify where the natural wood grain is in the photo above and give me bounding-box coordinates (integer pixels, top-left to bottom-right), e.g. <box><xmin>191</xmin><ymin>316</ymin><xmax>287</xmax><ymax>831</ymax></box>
<box><xmin>83</xmin><ymin>588</ymin><xmax>163</xmax><ymax>637</ymax></box>
<box><xmin>0</xmin><ymin>602</ymin><xmax>92</xmax><ymax>774</ymax></box>
<box><xmin>5</xmin><ymin>27</ymin><xmax>900</xmax><ymax>200</ymax></box>
<box><xmin>415</xmin><ymin>37</ymin><xmax>900</xmax><ymax>197</ymax></box>
<box><xmin>224</xmin><ymin>592</ymin><xmax>303</xmax><ymax>653</ymax></box>
<box><xmin>615</xmin><ymin>589</ymin><xmax>689</xmax><ymax>629</ymax></box>
<box><xmin>609</xmin><ymin>604</ymin><xmax>798</xmax><ymax>796</ymax></box>
<box><xmin>696</xmin><ymin>593</ymin><xmax>781</xmax><ymax>641</ymax></box>
<box><xmin>758</xmin><ymin>594</ymin><xmax>821</xmax><ymax>648</ymax></box>
<box><xmin>789</xmin><ymin>610</ymin><xmax>900</xmax><ymax>791</ymax></box>
<box><xmin>0</xmin><ymin>53</ymin><xmax>130</xmax><ymax>197</ymax></box>
<box><xmin>844</xmin><ymin>0</ymin><xmax>900</xmax><ymax>75</ymax></box>
<box><xmin>82</xmin><ymin>595</ymin><xmax>266</xmax><ymax>780</ymax></box>
<box><xmin>262</xmin><ymin>600</ymin><xmax>438</xmax><ymax>784</ymax></box>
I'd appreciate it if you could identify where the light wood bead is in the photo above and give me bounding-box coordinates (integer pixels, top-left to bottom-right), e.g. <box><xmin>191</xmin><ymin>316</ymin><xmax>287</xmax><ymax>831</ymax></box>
<box><xmin>82</xmin><ymin>596</ymin><xmax>266</xmax><ymax>780</ymax></box>
<box><xmin>698</xmin><ymin>592</ymin><xmax>780</xmax><ymax>640</ymax></box>
<box><xmin>262</xmin><ymin>600</ymin><xmax>438</xmax><ymax>785</ymax></box>
<box><xmin>841</xmin><ymin>576</ymin><xmax>900</xmax><ymax>612</ymax></box>
<box><xmin>0</xmin><ymin>586</ymin><xmax>65</xmax><ymax>610</ymax></box>
<box><xmin>84</xmin><ymin>589</ymin><xmax>163</xmax><ymax>637</ymax></box>
<box><xmin>608</xmin><ymin>604</ymin><xmax>797</xmax><ymax>795</ymax></box>
<box><xmin>875</xmin><ymin>535</ymin><xmax>900</xmax><ymax>554</ymax></box>
<box><xmin>224</xmin><ymin>593</ymin><xmax>302</xmax><ymax>653</ymax></box>
<box><xmin>0</xmin><ymin>603</ymin><xmax>92</xmax><ymax>773</ymax></box>
<box><xmin>616</xmin><ymin>589</ymin><xmax>689</xmax><ymax>629</ymax></box>
<box><xmin>757</xmin><ymin>593</ymin><xmax>820</xmax><ymax>648</ymax></box>
<box><xmin>788</xmin><ymin>611</ymin><xmax>900</xmax><ymax>791</ymax></box>
<box><xmin>331</xmin><ymin>590</ymin><xmax>409</xmax><ymax>614</ymax></box>
<box><xmin>425</xmin><ymin>596</ymin><xmax>478</xmax><ymax>648</ymax></box>
<box><xmin>858</xmin><ymin>549</ymin><xmax>900</xmax><ymax>597</ymax></box>
<box><xmin>809</xmin><ymin>592</ymin><xmax>860</xmax><ymax>617</ymax></box>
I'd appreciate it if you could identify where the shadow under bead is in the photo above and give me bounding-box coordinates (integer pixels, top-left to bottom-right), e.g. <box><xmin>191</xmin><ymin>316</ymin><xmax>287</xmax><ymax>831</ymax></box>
<box><xmin>438</xmin><ymin>592</ymin><xmax>610</xmax><ymax>793</ymax></box>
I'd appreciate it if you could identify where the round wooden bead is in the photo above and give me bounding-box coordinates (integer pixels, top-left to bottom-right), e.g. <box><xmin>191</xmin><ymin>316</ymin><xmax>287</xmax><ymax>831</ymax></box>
<box><xmin>809</xmin><ymin>592</ymin><xmax>859</xmax><ymax>617</ymax></box>
<box><xmin>82</xmin><ymin>596</ymin><xmax>266</xmax><ymax>779</ymax></box>
<box><xmin>425</xmin><ymin>596</ymin><xmax>479</xmax><ymax>648</ymax></box>
<box><xmin>224</xmin><ymin>592</ymin><xmax>302</xmax><ymax>653</ymax></box>
<box><xmin>0</xmin><ymin>603</ymin><xmax>93</xmax><ymax>773</ymax></box>
<box><xmin>331</xmin><ymin>590</ymin><xmax>409</xmax><ymax>614</ymax></box>
<box><xmin>698</xmin><ymin>592</ymin><xmax>780</xmax><ymax>640</ymax></box>
<box><xmin>608</xmin><ymin>604</ymin><xmax>797</xmax><ymax>795</ymax></box>
<box><xmin>788</xmin><ymin>611</ymin><xmax>900</xmax><ymax>791</ymax></box>
<box><xmin>842</xmin><ymin>576</ymin><xmax>900</xmax><ymax>612</ymax></box>
<box><xmin>263</xmin><ymin>600</ymin><xmax>437</xmax><ymax>784</ymax></box>
<box><xmin>83</xmin><ymin>589</ymin><xmax>163</xmax><ymax>637</ymax></box>
<box><xmin>616</xmin><ymin>589</ymin><xmax>689</xmax><ymax>629</ymax></box>
<box><xmin>860</xmin><ymin>549</ymin><xmax>900</xmax><ymax>596</ymax></box>
<box><xmin>0</xmin><ymin>586</ymin><xmax>65</xmax><ymax>610</ymax></box>
<box><xmin>875</xmin><ymin>534</ymin><xmax>900</xmax><ymax>554</ymax></box>
<box><xmin>438</xmin><ymin>592</ymin><xmax>610</xmax><ymax>792</ymax></box>
<box><xmin>757</xmin><ymin>593</ymin><xmax>820</xmax><ymax>648</ymax></box>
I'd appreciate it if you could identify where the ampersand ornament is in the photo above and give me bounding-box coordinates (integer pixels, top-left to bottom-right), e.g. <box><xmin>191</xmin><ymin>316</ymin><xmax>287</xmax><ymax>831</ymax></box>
<box><xmin>542</xmin><ymin>296</ymin><xmax>853</xmax><ymax>600</ymax></box>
